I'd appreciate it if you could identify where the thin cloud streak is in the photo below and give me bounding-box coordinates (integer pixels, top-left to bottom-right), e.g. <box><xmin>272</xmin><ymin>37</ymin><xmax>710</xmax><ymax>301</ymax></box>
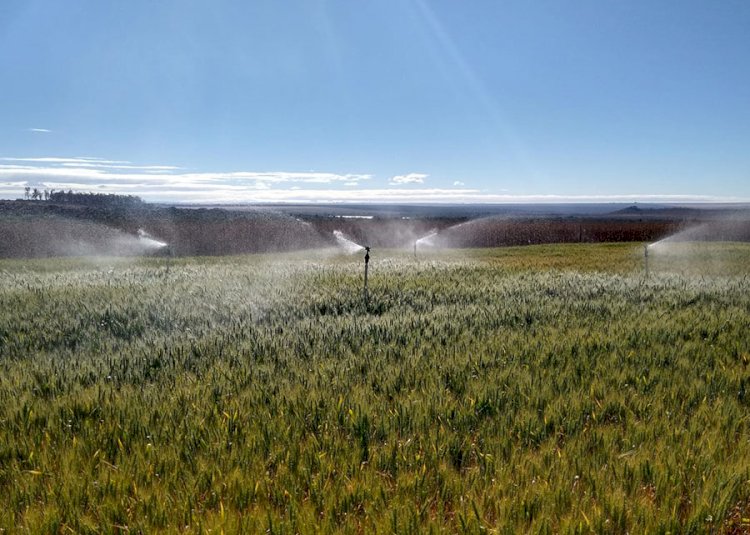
<box><xmin>0</xmin><ymin>179</ymin><xmax>746</xmax><ymax>204</ymax></box>
<box><xmin>1</xmin><ymin>157</ymin><xmax>130</xmax><ymax>165</ymax></box>
<box><xmin>0</xmin><ymin>165</ymin><xmax>372</xmax><ymax>186</ymax></box>
<box><xmin>391</xmin><ymin>173</ymin><xmax>427</xmax><ymax>185</ymax></box>
<box><xmin>28</xmin><ymin>128</ymin><xmax>52</xmax><ymax>133</ymax></box>
<box><xmin>59</xmin><ymin>162</ymin><xmax>181</xmax><ymax>171</ymax></box>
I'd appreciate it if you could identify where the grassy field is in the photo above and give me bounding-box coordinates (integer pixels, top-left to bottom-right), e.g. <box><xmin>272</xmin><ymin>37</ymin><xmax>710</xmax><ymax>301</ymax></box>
<box><xmin>1</xmin><ymin>243</ymin><xmax>750</xmax><ymax>533</ymax></box>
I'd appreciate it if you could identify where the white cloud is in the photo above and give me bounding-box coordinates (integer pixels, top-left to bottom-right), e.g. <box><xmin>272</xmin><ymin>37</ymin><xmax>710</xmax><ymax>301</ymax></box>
<box><xmin>60</xmin><ymin>162</ymin><xmax>180</xmax><ymax>172</ymax></box>
<box><xmin>453</xmin><ymin>180</ymin><xmax>465</xmax><ymax>186</ymax></box>
<box><xmin>390</xmin><ymin>173</ymin><xmax>427</xmax><ymax>185</ymax></box>
<box><xmin>0</xmin><ymin>164</ymin><xmax>37</xmax><ymax>170</ymax></box>
<box><xmin>0</xmin><ymin>175</ymin><xmax>746</xmax><ymax>204</ymax></box>
<box><xmin>0</xmin><ymin>156</ymin><xmax>373</xmax><ymax>201</ymax></box>
<box><xmin>28</xmin><ymin>128</ymin><xmax>52</xmax><ymax>133</ymax></box>
<box><xmin>0</xmin><ymin>163</ymin><xmax>371</xmax><ymax>187</ymax></box>
<box><xmin>1</xmin><ymin>155</ymin><xmax>747</xmax><ymax>204</ymax></box>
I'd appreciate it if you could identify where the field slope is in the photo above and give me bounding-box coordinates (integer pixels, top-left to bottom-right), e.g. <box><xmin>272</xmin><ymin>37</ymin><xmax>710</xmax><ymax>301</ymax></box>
<box><xmin>1</xmin><ymin>243</ymin><xmax>750</xmax><ymax>533</ymax></box>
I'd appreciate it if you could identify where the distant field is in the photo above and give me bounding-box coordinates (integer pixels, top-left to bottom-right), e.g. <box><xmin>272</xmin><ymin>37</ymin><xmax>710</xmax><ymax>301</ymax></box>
<box><xmin>1</xmin><ymin>243</ymin><xmax>750</xmax><ymax>533</ymax></box>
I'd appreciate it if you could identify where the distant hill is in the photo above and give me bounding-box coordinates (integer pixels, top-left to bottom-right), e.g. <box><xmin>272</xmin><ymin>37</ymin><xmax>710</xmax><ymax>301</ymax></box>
<box><xmin>609</xmin><ymin>204</ymin><xmax>745</xmax><ymax>219</ymax></box>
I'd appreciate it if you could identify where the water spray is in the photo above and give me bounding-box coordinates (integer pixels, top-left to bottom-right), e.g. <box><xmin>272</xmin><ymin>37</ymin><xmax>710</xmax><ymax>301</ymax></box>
<box><xmin>414</xmin><ymin>229</ymin><xmax>438</xmax><ymax>260</ymax></box>
<box><xmin>137</xmin><ymin>228</ymin><xmax>169</xmax><ymax>251</ymax></box>
<box><xmin>333</xmin><ymin>230</ymin><xmax>365</xmax><ymax>254</ymax></box>
<box><xmin>644</xmin><ymin>244</ymin><xmax>649</xmax><ymax>278</ymax></box>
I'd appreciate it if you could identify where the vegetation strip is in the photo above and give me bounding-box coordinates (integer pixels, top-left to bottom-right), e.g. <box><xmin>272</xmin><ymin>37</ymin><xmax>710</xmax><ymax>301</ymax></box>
<box><xmin>1</xmin><ymin>244</ymin><xmax>749</xmax><ymax>532</ymax></box>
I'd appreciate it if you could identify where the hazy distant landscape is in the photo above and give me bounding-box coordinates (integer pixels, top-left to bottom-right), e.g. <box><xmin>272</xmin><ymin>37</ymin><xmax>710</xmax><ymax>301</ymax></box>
<box><xmin>3</xmin><ymin>198</ymin><xmax>749</xmax><ymax>259</ymax></box>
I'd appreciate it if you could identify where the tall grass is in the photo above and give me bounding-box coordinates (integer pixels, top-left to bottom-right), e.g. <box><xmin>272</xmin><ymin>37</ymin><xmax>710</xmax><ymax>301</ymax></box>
<box><xmin>1</xmin><ymin>243</ymin><xmax>749</xmax><ymax>533</ymax></box>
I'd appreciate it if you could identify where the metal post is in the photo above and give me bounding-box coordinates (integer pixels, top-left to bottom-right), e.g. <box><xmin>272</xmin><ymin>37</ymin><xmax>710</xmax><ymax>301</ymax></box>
<box><xmin>164</xmin><ymin>246</ymin><xmax>172</xmax><ymax>274</ymax></box>
<box><xmin>364</xmin><ymin>246</ymin><xmax>370</xmax><ymax>304</ymax></box>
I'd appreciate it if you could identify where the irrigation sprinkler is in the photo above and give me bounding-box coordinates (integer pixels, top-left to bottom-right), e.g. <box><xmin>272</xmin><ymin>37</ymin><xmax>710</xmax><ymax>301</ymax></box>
<box><xmin>164</xmin><ymin>244</ymin><xmax>173</xmax><ymax>273</ymax></box>
<box><xmin>644</xmin><ymin>244</ymin><xmax>649</xmax><ymax>278</ymax></box>
<box><xmin>363</xmin><ymin>246</ymin><xmax>370</xmax><ymax>304</ymax></box>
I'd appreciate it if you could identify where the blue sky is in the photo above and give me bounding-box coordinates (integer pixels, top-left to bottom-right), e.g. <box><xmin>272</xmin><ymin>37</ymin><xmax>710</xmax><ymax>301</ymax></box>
<box><xmin>1</xmin><ymin>0</ymin><xmax>749</xmax><ymax>203</ymax></box>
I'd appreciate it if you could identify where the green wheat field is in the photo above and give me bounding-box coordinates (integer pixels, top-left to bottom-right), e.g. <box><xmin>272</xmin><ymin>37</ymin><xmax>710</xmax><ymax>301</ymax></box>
<box><xmin>1</xmin><ymin>243</ymin><xmax>750</xmax><ymax>533</ymax></box>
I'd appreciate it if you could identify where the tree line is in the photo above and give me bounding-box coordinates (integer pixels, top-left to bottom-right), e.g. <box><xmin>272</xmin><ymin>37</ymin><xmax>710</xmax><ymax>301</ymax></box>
<box><xmin>22</xmin><ymin>187</ymin><xmax>143</xmax><ymax>207</ymax></box>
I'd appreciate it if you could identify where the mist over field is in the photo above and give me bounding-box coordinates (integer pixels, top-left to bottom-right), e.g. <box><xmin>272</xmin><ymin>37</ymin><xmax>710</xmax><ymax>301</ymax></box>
<box><xmin>3</xmin><ymin>198</ymin><xmax>749</xmax><ymax>260</ymax></box>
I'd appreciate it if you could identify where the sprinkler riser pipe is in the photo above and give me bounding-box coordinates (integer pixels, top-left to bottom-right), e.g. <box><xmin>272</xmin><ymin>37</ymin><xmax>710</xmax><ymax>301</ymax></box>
<box><xmin>363</xmin><ymin>247</ymin><xmax>370</xmax><ymax>305</ymax></box>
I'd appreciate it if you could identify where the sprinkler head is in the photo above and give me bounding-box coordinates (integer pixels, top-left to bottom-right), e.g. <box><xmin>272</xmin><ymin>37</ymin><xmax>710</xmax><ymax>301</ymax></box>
<box><xmin>365</xmin><ymin>246</ymin><xmax>370</xmax><ymax>252</ymax></box>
